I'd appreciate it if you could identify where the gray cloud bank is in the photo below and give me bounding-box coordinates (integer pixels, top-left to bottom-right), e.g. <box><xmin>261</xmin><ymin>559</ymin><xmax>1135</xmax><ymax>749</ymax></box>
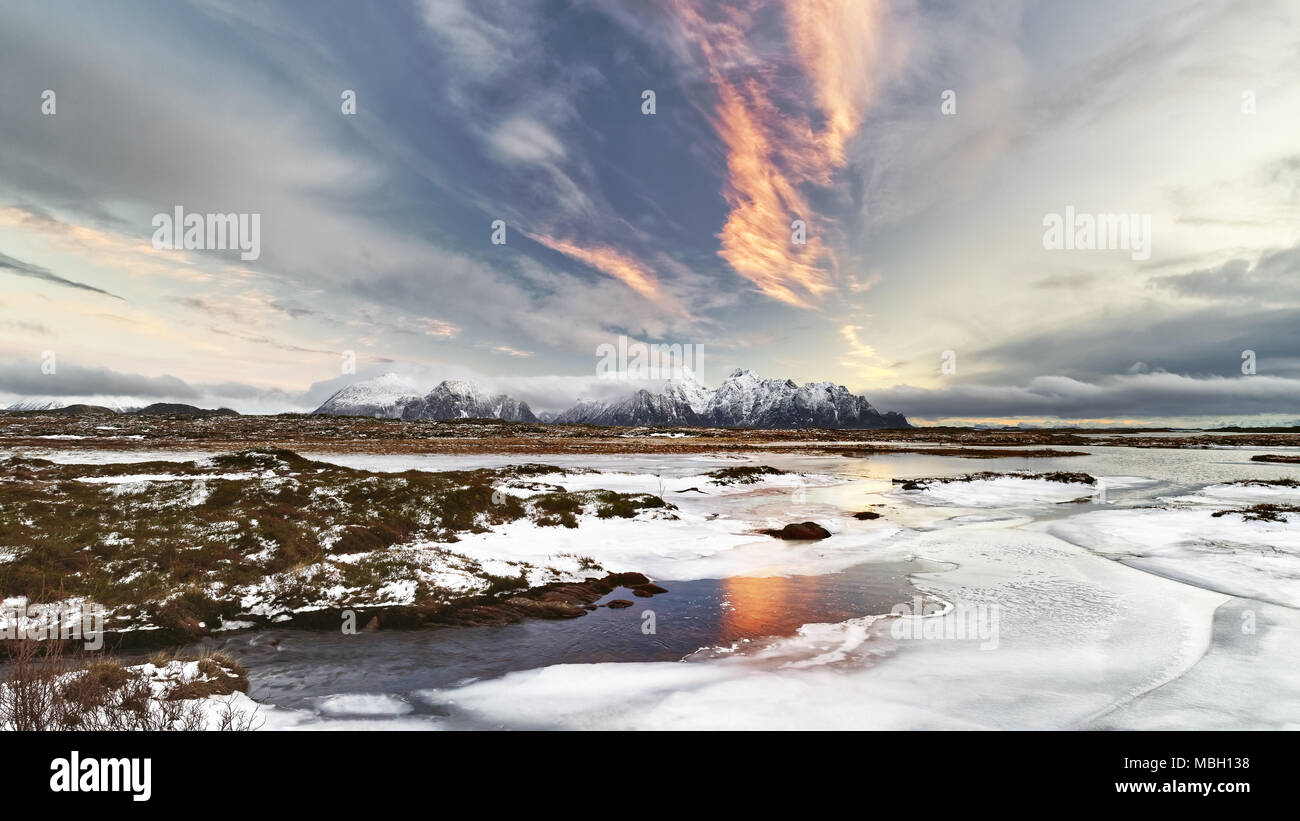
<box><xmin>873</xmin><ymin>372</ymin><xmax>1300</xmax><ymax>424</ymax></box>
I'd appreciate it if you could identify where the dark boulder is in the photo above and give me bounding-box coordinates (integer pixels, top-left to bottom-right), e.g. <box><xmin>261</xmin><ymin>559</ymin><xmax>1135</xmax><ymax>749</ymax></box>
<box><xmin>761</xmin><ymin>521</ymin><xmax>832</xmax><ymax>540</ymax></box>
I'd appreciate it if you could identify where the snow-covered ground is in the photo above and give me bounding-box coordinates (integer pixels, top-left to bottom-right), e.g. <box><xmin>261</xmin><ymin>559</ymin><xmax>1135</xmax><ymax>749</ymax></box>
<box><xmin>401</xmin><ymin>472</ymin><xmax>1294</xmax><ymax>729</ymax></box>
<box><xmin>13</xmin><ymin>447</ymin><xmax>1300</xmax><ymax>730</ymax></box>
<box><xmin>1049</xmin><ymin>481</ymin><xmax>1300</xmax><ymax>607</ymax></box>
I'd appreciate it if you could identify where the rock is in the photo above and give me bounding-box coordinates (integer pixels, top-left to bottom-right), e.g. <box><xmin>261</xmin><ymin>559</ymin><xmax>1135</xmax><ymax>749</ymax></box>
<box><xmin>606</xmin><ymin>599</ymin><xmax>635</xmax><ymax>609</ymax></box>
<box><xmin>363</xmin><ymin>615</ymin><xmax>381</xmax><ymax>632</ymax></box>
<box><xmin>632</xmin><ymin>583</ymin><xmax>668</xmax><ymax>597</ymax></box>
<box><xmin>761</xmin><ymin>521</ymin><xmax>832</xmax><ymax>540</ymax></box>
<box><xmin>605</xmin><ymin>572</ymin><xmax>651</xmax><ymax>587</ymax></box>
<box><xmin>505</xmin><ymin>597</ymin><xmax>586</xmax><ymax>619</ymax></box>
<box><xmin>852</xmin><ymin>511</ymin><xmax>881</xmax><ymax>520</ymax></box>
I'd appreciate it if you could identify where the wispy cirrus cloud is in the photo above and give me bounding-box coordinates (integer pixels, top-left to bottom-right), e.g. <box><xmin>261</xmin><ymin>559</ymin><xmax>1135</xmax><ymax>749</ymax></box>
<box><xmin>839</xmin><ymin>323</ymin><xmax>896</xmax><ymax>380</ymax></box>
<box><xmin>493</xmin><ymin>345</ymin><xmax>534</xmax><ymax>358</ymax></box>
<box><xmin>0</xmin><ymin>250</ymin><xmax>123</xmax><ymax>300</ymax></box>
<box><xmin>668</xmin><ymin>0</ymin><xmax>889</xmax><ymax>308</ymax></box>
<box><xmin>528</xmin><ymin>233</ymin><xmax>663</xmax><ymax>304</ymax></box>
<box><xmin>420</xmin><ymin>318</ymin><xmax>460</xmax><ymax>339</ymax></box>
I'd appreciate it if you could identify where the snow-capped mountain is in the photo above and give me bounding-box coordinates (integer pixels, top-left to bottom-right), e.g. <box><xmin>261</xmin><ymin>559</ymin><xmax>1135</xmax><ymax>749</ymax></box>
<box><xmin>5</xmin><ymin>397</ymin><xmax>144</xmax><ymax>413</ymax></box>
<box><xmin>708</xmin><ymin>369</ymin><xmax>908</xmax><ymax>429</ymax></box>
<box><xmin>311</xmin><ymin>374</ymin><xmax>422</xmax><ymax>418</ymax></box>
<box><xmin>313</xmin><ymin>374</ymin><xmax>537</xmax><ymax>422</ymax></box>
<box><xmin>553</xmin><ymin>387</ymin><xmax>704</xmax><ymax>426</ymax></box>
<box><xmin>558</xmin><ymin>368</ymin><xmax>908</xmax><ymax>429</ymax></box>
<box><xmin>315</xmin><ymin>369</ymin><xmax>905</xmax><ymax>428</ymax></box>
<box><xmin>400</xmin><ymin>380</ymin><xmax>537</xmax><ymax>422</ymax></box>
<box><xmin>550</xmin><ymin>398</ymin><xmax>611</xmax><ymax>424</ymax></box>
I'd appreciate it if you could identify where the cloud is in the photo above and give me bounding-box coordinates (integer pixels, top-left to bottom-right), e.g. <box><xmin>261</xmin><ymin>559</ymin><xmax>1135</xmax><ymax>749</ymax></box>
<box><xmin>846</xmin><ymin>271</ymin><xmax>882</xmax><ymax>293</ymax></box>
<box><xmin>528</xmin><ymin>233</ymin><xmax>663</xmax><ymax>303</ymax></box>
<box><xmin>873</xmin><ymin>372</ymin><xmax>1300</xmax><ymax>421</ymax></box>
<box><xmin>488</xmin><ymin>116</ymin><xmax>567</xmax><ymax>165</ymax></box>
<box><xmin>667</xmin><ymin>0</ymin><xmax>888</xmax><ymax>307</ymax></box>
<box><xmin>1031</xmin><ymin>273</ymin><xmax>1098</xmax><ymax>290</ymax></box>
<box><xmin>416</xmin><ymin>0</ymin><xmax>526</xmax><ymax>78</ymax></box>
<box><xmin>0</xmin><ymin>250</ymin><xmax>123</xmax><ymax>300</ymax></box>
<box><xmin>0</xmin><ymin>360</ymin><xmax>198</xmax><ymax>399</ymax></box>
<box><xmin>1153</xmin><ymin>242</ymin><xmax>1300</xmax><ymax>305</ymax></box>
<box><xmin>166</xmin><ymin>295</ymin><xmax>243</xmax><ymax>321</ymax></box>
<box><xmin>207</xmin><ymin>327</ymin><xmax>338</xmax><ymax>356</ymax></box>
<box><xmin>970</xmin><ymin>304</ymin><xmax>1300</xmax><ymax>385</ymax></box>
<box><xmin>419</xmin><ymin>318</ymin><xmax>459</xmax><ymax>339</ymax></box>
<box><xmin>1</xmin><ymin>0</ymin><xmax>1296</xmax><ymax>421</ymax></box>
<box><xmin>839</xmin><ymin>323</ymin><xmax>896</xmax><ymax>380</ymax></box>
<box><xmin>493</xmin><ymin>346</ymin><xmax>534</xmax><ymax>358</ymax></box>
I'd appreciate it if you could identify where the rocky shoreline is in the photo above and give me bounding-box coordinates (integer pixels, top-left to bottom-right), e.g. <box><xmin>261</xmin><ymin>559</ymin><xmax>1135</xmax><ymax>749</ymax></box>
<box><xmin>26</xmin><ymin>571</ymin><xmax>671</xmax><ymax>653</ymax></box>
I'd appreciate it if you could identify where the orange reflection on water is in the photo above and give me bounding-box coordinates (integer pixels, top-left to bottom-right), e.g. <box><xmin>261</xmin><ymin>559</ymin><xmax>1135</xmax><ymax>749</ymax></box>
<box><xmin>721</xmin><ymin>574</ymin><xmax>826</xmax><ymax>639</ymax></box>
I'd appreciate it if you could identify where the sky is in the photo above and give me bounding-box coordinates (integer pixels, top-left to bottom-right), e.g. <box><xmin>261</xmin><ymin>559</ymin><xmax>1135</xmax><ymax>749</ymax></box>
<box><xmin>1</xmin><ymin>0</ymin><xmax>1299</xmax><ymax>425</ymax></box>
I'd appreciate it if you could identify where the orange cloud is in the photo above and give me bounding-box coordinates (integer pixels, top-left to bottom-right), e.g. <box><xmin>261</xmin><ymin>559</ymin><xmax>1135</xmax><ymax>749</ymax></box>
<box><xmin>421</xmin><ymin>317</ymin><xmax>459</xmax><ymax>338</ymax></box>
<box><xmin>529</xmin><ymin>233</ymin><xmax>661</xmax><ymax>301</ymax></box>
<box><xmin>493</xmin><ymin>345</ymin><xmax>534</xmax><ymax>358</ymax></box>
<box><xmin>785</xmin><ymin>0</ymin><xmax>883</xmax><ymax>171</ymax></box>
<box><xmin>671</xmin><ymin>0</ymin><xmax>885</xmax><ymax>308</ymax></box>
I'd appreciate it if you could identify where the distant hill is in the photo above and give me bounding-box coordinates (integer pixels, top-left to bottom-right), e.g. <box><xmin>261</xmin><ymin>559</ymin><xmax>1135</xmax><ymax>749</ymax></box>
<box><xmin>50</xmin><ymin>404</ymin><xmax>120</xmax><ymax>417</ymax></box>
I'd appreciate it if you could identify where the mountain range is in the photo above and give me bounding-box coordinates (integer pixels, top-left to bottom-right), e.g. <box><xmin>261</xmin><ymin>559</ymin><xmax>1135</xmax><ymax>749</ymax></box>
<box><xmin>313</xmin><ymin>369</ymin><xmax>908</xmax><ymax>429</ymax></box>
<box><xmin>3</xmin><ymin>400</ymin><xmax>237</xmax><ymax>417</ymax></box>
<box><xmin>6</xmin><ymin>397</ymin><xmax>145</xmax><ymax>413</ymax></box>
<box><xmin>312</xmin><ymin>375</ymin><xmax>539</xmax><ymax>422</ymax></box>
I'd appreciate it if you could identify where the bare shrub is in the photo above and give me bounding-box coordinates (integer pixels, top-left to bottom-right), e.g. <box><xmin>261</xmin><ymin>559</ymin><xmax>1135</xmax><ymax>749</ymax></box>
<box><xmin>1</xmin><ymin>640</ymin><xmax>259</xmax><ymax>731</ymax></box>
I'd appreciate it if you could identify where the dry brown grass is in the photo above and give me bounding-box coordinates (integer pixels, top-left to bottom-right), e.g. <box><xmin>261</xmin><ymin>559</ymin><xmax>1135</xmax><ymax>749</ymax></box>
<box><xmin>0</xmin><ymin>640</ymin><xmax>258</xmax><ymax>730</ymax></box>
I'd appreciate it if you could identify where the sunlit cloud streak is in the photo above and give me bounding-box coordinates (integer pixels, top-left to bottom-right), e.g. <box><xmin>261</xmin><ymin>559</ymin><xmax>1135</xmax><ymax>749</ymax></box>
<box><xmin>528</xmin><ymin>233</ymin><xmax>663</xmax><ymax>303</ymax></box>
<box><xmin>668</xmin><ymin>0</ymin><xmax>887</xmax><ymax>308</ymax></box>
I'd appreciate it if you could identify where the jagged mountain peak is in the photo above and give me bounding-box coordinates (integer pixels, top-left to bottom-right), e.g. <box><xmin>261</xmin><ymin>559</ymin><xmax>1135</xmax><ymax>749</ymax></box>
<box><xmin>557</xmin><ymin>369</ymin><xmax>907</xmax><ymax>429</ymax></box>
<box><xmin>314</xmin><ymin>375</ymin><xmax>535</xmax><ymax>422</ymax></box>
<box><xmin>313</xmin><ymin>370</ymin><xmax>906</xmax><ymax>429</ymax></box>
<box><xmin>312</xmin><ymin>374</ymin><xmax>423</xmax><ymax>418</ymax></box>
<box><xmin>435</xmin><ymin>379</ymin><xmax>481</xmax><ymax>396</ymax></box>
